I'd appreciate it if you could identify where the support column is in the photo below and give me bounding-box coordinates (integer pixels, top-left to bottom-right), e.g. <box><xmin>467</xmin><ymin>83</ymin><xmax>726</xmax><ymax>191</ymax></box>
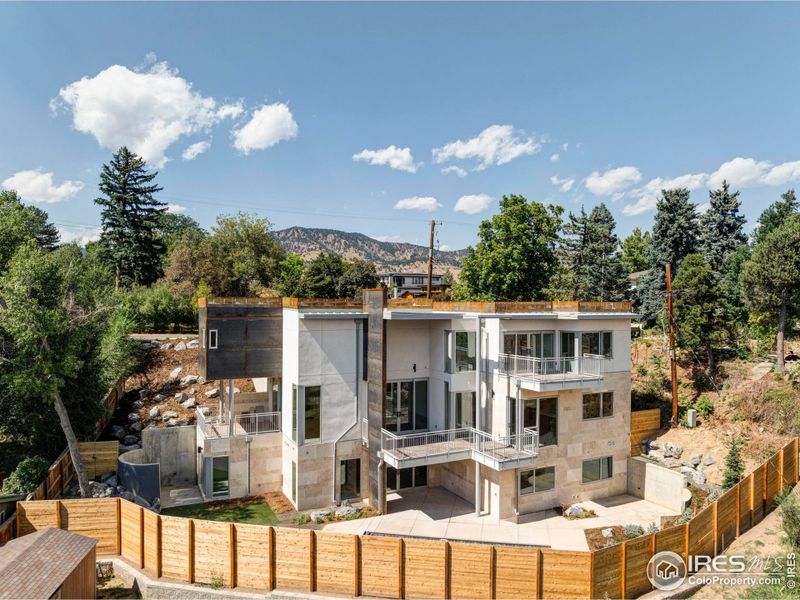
<box><xmin>218</xmin><ymin>379</ymin><xmax>224</xmax><ymax>423</ymax></box>
<box><xmin>475</xmin><ymin>317</ymin><xmax>482</xmax><ymax>432</ymax></box>
<box><xmin>516</xmin><ymin>381</ymin><xmax>523</xmax><ymax>450</ymax></box>
<box><xmin>228</xmin><ymin>379</ymin><xmax>236</xmax><ymax>437</ymax></box>
<box><xmin>474</xmin><ymin>461</ymin><xmax>481</xmax><ymax>516</ymax></box>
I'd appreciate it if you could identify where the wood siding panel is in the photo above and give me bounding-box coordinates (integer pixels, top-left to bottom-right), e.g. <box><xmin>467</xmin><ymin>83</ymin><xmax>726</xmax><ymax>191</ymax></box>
<box><xmin>624</xmin><ymin>536</ymin><xmax>652</xmax><ymax>598</ymax></box>
<box><xmin>142</xmin><ymin>510</ymin><xmax>159</xmax><ymax>575</ymax></box>
<box><xmin>59</xmin><ymin>547</ymin><xmax>96</xmax><ymax>599</ymax></box>
<box><xmin>592</xmin><ymin>544</ymin><xmax>622</xmax><ymax>600</ymax></box>
<box><xmin>494</xmin><ymin>546</ymin><xmax>539</xmax><ymax>600</ymax></box>
<box><xmin>630</xmin><ymin>409</ymin><xmax>662</xmax><ymax>456</ymax></box>
<box><xmin>360</xmin><ymin>536</ymin><xmax>402</xmax><ymax>599</ymax></box>
<box><xmin>234</xmin><ymin>523</ymin><xmax>272</xmax><ymax>591</ymax></box>
<box><xmin>449</xmin><ymin>542</ymin><xmax>492</xmax><ymax>600</ymax></box>
<box><xmin>315</xmin><ymin>532</ymin><xmax>357</xmax><ymax>596</ymax></box>
<box><xmin>160</xmin><ymin>516</ymin><xmax>190</xmax><ymax>582</ymax></box>
<box><xmin>403</xmin><ymin>539</ymin><xmax>447</xmax><ymax>599</ymax></box>
<box><xmin>274</xmin><ymin>527</ymin><xmax>311</xmax><ymax>592</ymax></box>
<box><xmin>192</xmin><ymin>519</ymin><xmax>231</xmax><ymax>587</ymax></box>
<box><xmin>540</xmin><ymin>550</ymin><xmax>592</xmax><ymax>599</ymax></box>
<box><xmin>119</xmin><ymin>501</ymin><xmax>141</xmax><ymax>564</ymax></box>
<box><xmin>16</xmin><ymin>500</ymin><xmax>59</xmax><ymax>536</ymax></box>
<box><xmin>59</xmin><ymin>499</ymin><xmax>118</xmax><ymax>555</ymax></box>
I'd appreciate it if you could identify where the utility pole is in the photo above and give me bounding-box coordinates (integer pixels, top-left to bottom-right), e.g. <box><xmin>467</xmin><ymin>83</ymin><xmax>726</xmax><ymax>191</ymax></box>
<box><xmin>666</xmin><ymin>263</ymin><xmax>679</xmax><ymax>427</ymax></box>
<box><xmin>426</xmin><ymin>220</ymin><xmax>436</xmax><ymax>299</ymax></box>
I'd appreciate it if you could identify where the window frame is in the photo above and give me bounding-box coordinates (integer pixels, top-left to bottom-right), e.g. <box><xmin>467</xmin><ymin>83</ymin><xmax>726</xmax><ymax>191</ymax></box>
<box><xmin>208</xmin><ymin>329</ymin><xmax>218</xmax><ymax>350</ymax></box>
<box><xmin>581</xmin><ymin>331</ymin><xmax>613</xmax><ymax>359</ymax></box>
<box><xmin>522</xmin><ymin>396</ymin><xmax>558</xmax><ymax>447</ymax></box>
<box><xmin>582</xmin><ymin>456</ymin><xmax>613</xmax><ymax>483</ymax></box>
<box><xmin>582</xmin><ymin>391</ymin><xmax>614</xmax><ymax>420</ymax></box>
<box><xmin>518</xmin><ymin>465</ymin><xmax>556</xmax><ymax>495</ymax></box>
<box><xmin>303</xmin><ymin>385</ymin><xmax>322</xmax><ymax>444</ymax></box>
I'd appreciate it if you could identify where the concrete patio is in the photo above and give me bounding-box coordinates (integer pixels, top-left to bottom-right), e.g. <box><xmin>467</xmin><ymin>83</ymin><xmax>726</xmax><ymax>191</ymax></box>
<box><xmin>160</xmin><ymin>485</ymin><xmax>204</xmax><ymax>509</ymax></box>
<box><xmin>323</xmin><ymin>487</ymin><xmax>677</xmax><ymax>551</ymax></box>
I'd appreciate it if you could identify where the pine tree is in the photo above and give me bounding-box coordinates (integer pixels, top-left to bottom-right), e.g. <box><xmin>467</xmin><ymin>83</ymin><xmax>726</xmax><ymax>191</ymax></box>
<box><xmin>700</xmin><ymin>181</ymin><xmax>747</xmax><ymax>273</ymax></box>
<box><xmin>95</xmin><ymin>147</ymin><xmax>166</xmax><ymax>288</ymax></box>
<box><xmin>637</xmin><ymin>189</ymin><xmax>701</xmax><ymax>324</ymax></box>
<box><xmin>560</xmin><ymin>204</ymin><xmax>628</xmax><ymax>301</ymax></box>
<box><xmin>722</xmin><ymin>436</ymin><xmax>745</xmax><ymax>490</ymax></box>
<box><xmin>753</xmin><ymin>189</ymin><xmax>798</xmax><ymax>246</ymax></box>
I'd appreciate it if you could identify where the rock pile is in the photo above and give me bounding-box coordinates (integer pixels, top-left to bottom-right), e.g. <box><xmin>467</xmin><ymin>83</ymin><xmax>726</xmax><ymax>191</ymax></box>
<box><xmin>64</xmin><ymin>471</ymin><xmax>161</xmax><ymax>512</ymax></box>
<box><xmin>645</xmin><ymin>440</ymin><xmax>715</xmax><ymax>486</ymax></box>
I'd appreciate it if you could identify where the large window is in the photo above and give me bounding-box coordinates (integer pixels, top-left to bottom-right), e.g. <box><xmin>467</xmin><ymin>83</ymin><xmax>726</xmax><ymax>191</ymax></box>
<box><xmin>582</xmin><ymin>392</ymin><xmax>614</xmax><ymax>420</ymax></box>
<box><xmin>503</xmin><ymin>332</ymin><xmax>554</xmax><ymax>358</ymax></box>
<box><xmin>385</xmin><ymin>379</ymin><xmax>428</xmax><ymax>432</ymax></box>
<box><xmin>304</xmin><ymin>386</ymin><xmax>321</xmax><ymax>443</ymax></box>
<box><xmin>291</xmin><ymin>384</ymin><xmax>298</xmax><ymax>441</ymax></box>
<box><xmin>455</xmin><ymin>391</ymin><xmax>476</xmax><ymax>429</ymax></box>
<box><xmin>519</xmin><ymin>466</ymin><xmax>555</xmax><ymax>495</ymax></box>
<box><xmin>523</xmin><ymin>397</ymin><xmax>558</xmax><ymax>446</ymax></box>
<box><xmin>582</xmin><ymin>456</ymin><xmax>613</xmax><ymax>483</ymax></box>
<box><xmin>581</xmin><ymin>331</ymin><xmax>613</xmax><ymax>358</ymax></box>
<box><xmin>454</xmin><ymin>331</ymin><xmax>476</xmax><ymax>372</ymax></box>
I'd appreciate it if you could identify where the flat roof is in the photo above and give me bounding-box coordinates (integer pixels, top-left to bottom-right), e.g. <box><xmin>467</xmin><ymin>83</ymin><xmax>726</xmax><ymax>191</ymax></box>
<box><xmin>0</xmin><ymin>528</ymin><xmax>96</xmax><ymax>599</ymax></box>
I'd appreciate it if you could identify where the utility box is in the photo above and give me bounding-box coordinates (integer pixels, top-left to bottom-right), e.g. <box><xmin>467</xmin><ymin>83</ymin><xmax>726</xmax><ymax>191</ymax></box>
<box><xmin>686</xmin><ymin>408</ymin><xmax>697</xmax><ymax>428</ymax></box>
<box><xmin>198</xmin><ymin>298</ymin><xmax>283</xmax><ymax>380</ymax></box>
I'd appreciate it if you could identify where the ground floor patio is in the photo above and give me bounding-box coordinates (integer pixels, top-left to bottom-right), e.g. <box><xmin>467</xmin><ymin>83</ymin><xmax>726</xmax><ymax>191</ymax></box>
<box><xmin>323</xmin><ymin>486</ymin><xmax>677</xmax><ymax>551</ymax></box>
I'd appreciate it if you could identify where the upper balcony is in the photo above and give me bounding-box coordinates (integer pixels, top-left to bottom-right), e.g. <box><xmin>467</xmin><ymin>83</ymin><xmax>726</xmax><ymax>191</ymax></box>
<box><xmin>380</xmin><ymin>427</ymin><xmax>538</xmax><ymax>471</ymax></box>
<box><xmin>197</xmin><ymin>406</ymin><xmax>281</xmax><ymax>439</ymax></box>
<box><xmin>498</xmin><ymin>353</ymin><xmax>605</xmax><ymax>392</ymax></box>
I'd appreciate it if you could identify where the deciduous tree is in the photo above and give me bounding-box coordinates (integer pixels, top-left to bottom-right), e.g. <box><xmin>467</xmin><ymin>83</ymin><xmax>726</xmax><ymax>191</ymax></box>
<box><xmin>0</xmin><ymin>190</ymin><xmax>59</xmax><ymax>272</ymax></box>
<box><xmin>621</xmin><ymin>227</ymin><xmax>651</xmax><ymax>273</ymax></box>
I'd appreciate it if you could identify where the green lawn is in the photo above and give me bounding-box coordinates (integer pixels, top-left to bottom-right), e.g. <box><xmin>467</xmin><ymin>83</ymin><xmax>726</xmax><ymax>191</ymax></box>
<box><xmin>161</xmin><ymin>500</ymin><xmax>279</xmax><ymax>525</ymax></box>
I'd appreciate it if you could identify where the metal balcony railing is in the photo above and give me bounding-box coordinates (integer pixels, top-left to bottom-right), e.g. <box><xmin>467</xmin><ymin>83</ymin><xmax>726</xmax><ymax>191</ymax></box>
<box><xmin>380</xmin><ymin>426</ymin><xmax>538</xmax><ymax>470</ymax></box>
<box><xmin>498</xmin><ymin>353</ymin><xmax>605</xmax><ymax>383</ymax></box>
<box><xmin>197</xmin><ymin>406</ymin><xmax>281</xmax><ymax>439</ymax></box>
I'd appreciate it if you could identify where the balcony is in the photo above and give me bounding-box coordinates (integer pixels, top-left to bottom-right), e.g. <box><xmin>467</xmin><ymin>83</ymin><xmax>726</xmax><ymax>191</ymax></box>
<box><xmin>197</xmin><ymin>406</ymin><xmax>281</xmax><ymax>439</ymax></box>
<box><xmin>498</xmin><ymin>353</ymin><xmax>605</xmax><ymax>391</ymax></box>
<box><xmin>380</xmin><ymin>427</ymin><xmax>538</xmax><ymax>471</ymax></box>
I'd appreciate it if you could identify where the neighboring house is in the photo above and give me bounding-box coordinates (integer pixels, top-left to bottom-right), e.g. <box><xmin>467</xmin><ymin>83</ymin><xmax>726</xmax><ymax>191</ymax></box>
<box><xmin>196</xmin><ymin>292</ymin><xmax>635</xmax><ymax>521</ymax></box>
<box><xmin>378</xmin><ymin>272</ymin><xmax>449</xmax><ymax>298</ymax></box>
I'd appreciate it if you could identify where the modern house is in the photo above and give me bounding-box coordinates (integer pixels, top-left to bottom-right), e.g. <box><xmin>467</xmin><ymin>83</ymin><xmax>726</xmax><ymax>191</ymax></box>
<box><xmin>196</xmin><ymin>291</ymin><xmax>635</xmax><ymax>521</ymax></box>
<box><xmin>377</xmin><ymin>272</ymin><xmax>449</xmax><ymax>298</ymax></box>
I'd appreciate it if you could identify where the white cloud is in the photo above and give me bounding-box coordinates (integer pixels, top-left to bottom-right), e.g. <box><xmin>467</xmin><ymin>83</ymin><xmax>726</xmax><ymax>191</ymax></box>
<box><xmin>232</xmin><ymin>103</ymin><xmax>298</xmax><ymax>155</ymax></box>
<box><xmin>562</xmin><ymin>143</ymin><xmax>569</xmax><ymax>152</ymax></box>
<box><xmin>352</xmin><ymin>145</ymin><xmax>418</xmax><ymax>173</ymax></box>
<box><xmin>393</xmin><ymin>196</ymin><xmax>441</xmax><ymax>212</ymax></box>
<box><xmin>182</xmin><ymin>140</ymin><xmax>211</xmax><ymax>161</ymax></box>
<box><xmin>2</xmin><ymin>168</ymin><xmax>84</xmax><ymax>203</ymax></box>
<box><xmin>550</xmin><ymin>153</ymin><xmax>560</xmax><ymax>162</ymax></box>
<box><xmin>166</xmin><ymin>203</ymin><xmax>187</xmax><ymax>214</ymax></box>
<box><xmin>707</xmin><ymin>157</ymin><xmax>771</xmax><ymax>189</ymax></box>
<box><xmin>58</xmin><ymin>225</ymin><xmax>101</xmax><ymax>246</ymax></box>
<box><xmin>54</xmin><ymin>61</ymin><xmax>242</xmax><ymax>168</ymax></box>
<box><xmin>550</xmin><ymin>175</ymin><xmax>575</xmax><ymax>193</ymax></box>
<box><xmin>764</xmin><ymin>161</ymin><xmax>800</xmax><ymax>186</ymax></box>
<box><xmin>454</xmin><ymin>193</ymin><xmax>493</xmax><ymax>215</ymax></box>
<box><xmin>622</xmin><ymin>172</ymin><xmax>708</xmax><ymax>216</ymax></box>
<box><xmin>432</xmin><ymin>124</ymin><xmax>541</xmax><ymax>171</ymax></box>
<box><xmin>585</xmin><ymin>166</ymin><xmax>642</xmax><ymax>196</ymax></box>
<box><xmin>216</xmin><ymin>102</ymin><xmax>244</xmax><ymax>120</ymax></box>
<box><xmin>441</xmin><ymin>166</ymin><xmax>467</xmax><ymax>177</ymax></box>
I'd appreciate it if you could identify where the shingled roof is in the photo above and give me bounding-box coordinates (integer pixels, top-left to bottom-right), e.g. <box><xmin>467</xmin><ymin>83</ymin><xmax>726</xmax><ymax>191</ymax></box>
<box><xmin>0</xmin><ymin>528</ymin><xmax>96</xmax><ymax>599</ymax></box>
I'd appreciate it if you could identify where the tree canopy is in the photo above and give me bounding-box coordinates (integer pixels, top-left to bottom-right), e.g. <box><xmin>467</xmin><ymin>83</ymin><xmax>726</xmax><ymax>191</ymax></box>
<box><xmin>621</xmin><ymin>227</ymin><xmax>651</xmax><ymax>273</ymax></box>
<box><xmin>753</xmin><ymin>189</ymin><xmax>798</xmax><ymax>246</ymax></box>
<box><xmin>0</xmin><ymin>190</ymin><xmax>59</xmax><ymax>272</ymax></box>
<box><xmin>454</xmin><ymin>194</ymin><xmax>562</xmax><ymax>301</ymax></box>
<box><xmin>700</xmin><ymin>181</ymin><xmax>747</xmax><ymax>273</ymax></box>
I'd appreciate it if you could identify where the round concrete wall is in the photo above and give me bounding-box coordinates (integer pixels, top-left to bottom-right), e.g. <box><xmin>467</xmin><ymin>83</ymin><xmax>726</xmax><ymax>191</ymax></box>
<box><xmin>118</xmin><ymin>449</ymin><xmax>160</xmax><ymax>503</ymax></box>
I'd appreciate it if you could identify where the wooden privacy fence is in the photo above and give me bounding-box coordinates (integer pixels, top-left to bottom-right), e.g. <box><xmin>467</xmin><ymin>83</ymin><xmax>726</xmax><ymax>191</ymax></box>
<box><xmin>630</xmin><ymin>408</ymin><xmax>662</xmax><ymax>456</ymax></box>
<box><xmin>15</xmin><ymin>439</ymin><xmax>800</xmax><ymax>600</ymax></box>
<box><xmin>27</xmin><ymin>440</ymin><xmax>120</xmax><ymax>501</ymax></box>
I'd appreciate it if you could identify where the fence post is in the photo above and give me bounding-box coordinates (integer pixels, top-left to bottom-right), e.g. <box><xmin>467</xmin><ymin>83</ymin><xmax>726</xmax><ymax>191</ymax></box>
<box><xmin>780</xmin><ymin>446</ymin><xmax>786</xmax><ymax>492</ymax></box>
<box><xmin>116</xmin><ymin>498</ymin><xmax>121</xmax><ymax>555</ymax></box>
<box><xmin>445</xmin><ymin>541</ymin><xmax>451</xmax><ymax>600</ymax></box>
<box><xmin>139</xmin><ymin>507</ymin><xmax>145</xmax><ymax>569</ymax></box>
<box><xmin>489</xmin><ymin>546</ymin><xmax>496</xmax><ymax>600</ymax></box>
<box><xmin>536</xmin><ymin>548</ymin><xmax>543</xmax><ymax>600</ymax></box>
<box><xmin>620</xmin><ymin>540</ymin><xmax>627</xmax><ymax>599</ymax></box>
<box><xmin>589</xmin><ymin>550</ymin><xmax>595</xmax><ymax>600</ymax></box>
<box><xmin>55</xmin><ymin>499</ymin><xmax>62</xmax><ymax>530</ymax></box>
<box><xmin>712</xmin><ymin>500</ymin><xmax>719</xmax><ymax>556</ymax></box>
<box><xmin>268</xmin><ymin>527</ymin><xmax>276</xmax><ymax>591</ymax></box>
<box><xmin>354</xmin><ymin>535</ymin><xmax>361</xmax><ymax>597</ymax></box>
<box><xmin>188</xmin><ymin>519</ymin><xmax>195</xmax><ymax>583</ymax></box>
<box><xmin>398</xmin><ymin>538</ymin><xmax>405</xmax><ymax>599</ymax></box>
<box><xmin>229</xmin><ymin>523</ymin><xmax>236</xmax><ymax>589</ymax></box>
<box><xmin>156</xmin><ymin>515</ymin><xmax>162</xmax><ymax>578</ymax></box>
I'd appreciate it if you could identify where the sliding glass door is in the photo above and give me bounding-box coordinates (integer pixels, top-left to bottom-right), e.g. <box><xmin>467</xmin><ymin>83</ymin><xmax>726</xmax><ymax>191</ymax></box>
<box><xmin>385</xmin><ymin>379</ymin><xmax>429</xmax><ymax>433</ymax></box>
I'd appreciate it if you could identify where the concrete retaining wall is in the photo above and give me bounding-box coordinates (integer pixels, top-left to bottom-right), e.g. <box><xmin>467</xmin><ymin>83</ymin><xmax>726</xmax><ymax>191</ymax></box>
<box><xmin>627</xmin><ymin>456</ymin><xmax>691</xmax><ymax>514</ymax></box>
<box><xmin>118</xmin><ymin>449</ymin><xmax>160</xmax><ymax>503</ymax></box>
<box><xmin>142</xmin><ymin>426</ymin><xmax>197</xmax><ymax>487</ymax></box>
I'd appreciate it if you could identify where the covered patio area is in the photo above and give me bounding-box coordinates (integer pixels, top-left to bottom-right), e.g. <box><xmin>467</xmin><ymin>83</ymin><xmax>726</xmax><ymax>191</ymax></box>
<box><xmin>323</xmin><ymin>486</ymin><xmax>677</xmax><ymax>551</ymax></box>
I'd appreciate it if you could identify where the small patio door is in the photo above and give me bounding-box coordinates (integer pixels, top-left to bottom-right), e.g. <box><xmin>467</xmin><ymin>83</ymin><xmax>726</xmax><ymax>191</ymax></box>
<box><xmin>560</xmin><ymin>332</ymin><xmax>578</xmax><ymax>373</ymax></box>
<box><xmin>385</xmin><ymin>380</ymin><xmax>428</xmax><ymax>432</ymax></box>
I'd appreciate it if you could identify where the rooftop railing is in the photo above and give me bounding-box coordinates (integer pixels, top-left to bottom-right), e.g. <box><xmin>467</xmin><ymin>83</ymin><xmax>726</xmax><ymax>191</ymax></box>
<box><xmin>197</xmin><ymin>406</ymin><xmax>281</xmax><ymax>439</ymax></box>
<box><xmin>498</xmin><ymin>353</ymin><xmax>605</xmax><ymax>383</ymax></box>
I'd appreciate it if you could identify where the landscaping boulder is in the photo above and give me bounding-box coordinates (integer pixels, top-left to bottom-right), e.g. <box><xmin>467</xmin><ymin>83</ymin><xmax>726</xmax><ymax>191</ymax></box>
<box><xmin>199</xmin><ymin>407</ymin><xmax>211</xmax><ymax>416</ymax></box>
<box><xmin>180</xmin><ymin>375</ymin><xmax>199</xmax><ymax>386</ymax></box>
<box><xmin>198</xmin><ymin>377</ymin><xmax>206</xmax><ymax>385</ymax></box>
<box><xmin>174</xmin><ymin>392</ymin><xmax>188</xmax><ymax>402</ymax></box>
<box><xmin>152</xmin><ymin>394</ymin><xmax>165</xmax><ymax>403</ymax></box>
<box><xmin>119</xmin><ymin>490</ymin><xmax>135</xmax><ymax>502</ymax></box>
<box><xmin>129</xmin><ymin>421</ymin><xmax>145</xmax><ymax>433</ymax></box>
<box><xmin>133</xmin><ymin>496</ymin><xmax>150</xmax><ymax>508</ymax></box>
<box><xmin>110</xmin><ymin>425</ymin><xmax>126</xmax><ymax>440</ymax></box>
<box><xmin>162</xmin><ymin>410</ymin><xmax>178</xmax><ymax>420</ymax></box>
<box><xmin>166</xmin><ymin>418</ymin><xmax>179</xmax><ymax>427</ymax></box>
<box><xmin>159</xmin><ymin>343</ymin><xmax>172</xmax><ymax>350</ymax></box>
<box><xmin>132</xmin><ymin>400</ymin><xmax>144</xmax><ymax>409</ymax></box>
<box><xmin>139</xmin><ymin>389</ymin><xmax>149</xmax><ymax>399</ymax></box>
<box><xmin>690</xmin><ymin>453</ymin><xmax>702</xmax><ymax>467</ymax></box>
<box><xmin>176</xmin><ymin>419</ymin><xmax>190</xmax><ymax>426</ymax></box>
<box><xmin>310</xmin><ymin>510</ymin><xmax>331</xmax><ymax>523</ymax></box>
<box><xmin>565</xmin><ymin>504</ymin><xmax>586</xmax><ymax>518</ymax></box>
<box><xmin>601</xmin><ymin>528</ymin><xmax>614</xmax><ymax>538</ymax></box>
<box><xmin>703</xmin><ymin>455</ymin><xmax>716</xmax><ymax>466</ymax></box>
<box><xmin>101</xmin><ymin>472</ymin><xmax>117</xmax><ymax>486</ymax></box>
<box><xmin>205</xmin><ymin>388</ymin><xmax>220</xmax><ymax>399</ymax></box>
<box><xmin>149</xmin><ymin>406</ymin><xmax>160</xmax><ymax>419</ymax></box>
<box><xmin>187</xmin><ymin>340</ymin><xmax>199</xmax><ymax>349</ymax></box>
<box><xmin>168</xmin><ymin>367</ymin><xmax>182</xmax><ymax>382</ymax></box>
<box><xmin>128</xmin><ymin>412</ymin><xmax>141</xmax><ymax>422</ymax></box>
<box><xmin>120</xmin><ymin>443</ymin><xmax>141</xmax><ymax>453</ymax></box>
<box><xmin>181</xmin><ymin>398</ymin><xmax>197</xmax><ymax>409</ymax></box>
<box><xmin>174</xmin><ymin>342</ymin><xmax>187</xmax><ymax>351</ymax></box>
<box><xmin>123</xmin><ymin>435</ymin><xmax>139</xmax><ymax>446</ymax></box>
<box><xmin>335</xmin><ymin>505</ymin><xmax>358</xmax><ymax>518</ymax></box>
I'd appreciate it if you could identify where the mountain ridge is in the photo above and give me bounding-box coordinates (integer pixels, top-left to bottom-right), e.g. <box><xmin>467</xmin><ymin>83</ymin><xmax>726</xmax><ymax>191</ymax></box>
<box><xmin>270</xmin><ymin>226</ymin><xmax>466</xmax><ymax>272</ymax></box>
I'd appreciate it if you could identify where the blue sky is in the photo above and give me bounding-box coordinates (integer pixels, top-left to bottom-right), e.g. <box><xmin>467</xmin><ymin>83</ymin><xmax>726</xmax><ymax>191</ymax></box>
<box><xmin>2</xmin><ymin>2</ymin><xmax>800</xmax><ymax>250</ymax></box>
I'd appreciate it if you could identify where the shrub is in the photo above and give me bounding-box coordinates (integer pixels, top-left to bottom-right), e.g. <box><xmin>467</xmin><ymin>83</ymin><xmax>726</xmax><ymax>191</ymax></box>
<box><xmin>722</xmin><ymin>436</ymin><xmax>745</xmax><ymax>490</ymax></box>
<box><xmin>118</xmin><ymin>284</ymin><xmax>194</xmax><ymax>333</ymax></box>
<box><xmin>646</xmin><ymin>522</ymin><xmax>659</xmax><ymax>535</ymax></box>
<box><xmin>694</xmin><ymin>396</ymin><xmax>715</xmax><ymax>418</ymax></box>
<box><xmin>779</xmin><ymin>491</ymin><xmax>800</xmax><ymax>551</ymax></box>
<box><xmin>622</xmin><ymin>524</ymin><xmax>645</xmax><ymax>539</ymax></box>
<box><xmin>2</xmin><ymin>456</ymin><xmax>50</xmax><ymax>495</ymax></box>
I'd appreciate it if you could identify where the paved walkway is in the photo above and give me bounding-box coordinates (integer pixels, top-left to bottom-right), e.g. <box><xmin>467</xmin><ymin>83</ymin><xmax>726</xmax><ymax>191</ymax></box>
<box><xmin>323</xmin><ymin>487</ymin><xmax>676</xmax><ymax>551</ymax></box>
<box><xmin>160</xmin><ymin>485</ymin><xmax>204</xmax><ymax>508</ymax></box>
